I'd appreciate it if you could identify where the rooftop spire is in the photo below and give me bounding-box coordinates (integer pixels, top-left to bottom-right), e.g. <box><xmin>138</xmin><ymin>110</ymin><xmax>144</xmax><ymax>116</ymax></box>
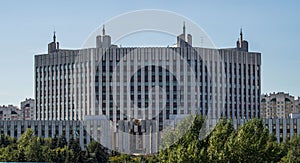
<box><xmin>236</xmin><ymin>28</ymin><xmax>248</xmax><ymax>52</ymax></box>
<box><xmin>53</xmin><ymin>30</ymin><xmax>56</xmax><ymax>43</ymax></box>
<box><xmin>102</xmin><ymin>25</ymin><xmax>105</xmax><ymax>36</ymax></box>
<box><xmin>48</xmin><ymin>29</ymin><xmax>59</xmax><ymax>53</ymax></box>
<box><xmin>183</xmin><ymin>21</ymin><xmax>186</xmax><ymax>38</ymax></box>
<box><xmin>240</xmin><ymin>28</ymin><xmax>243</xmax><ymax>41</ymax></box>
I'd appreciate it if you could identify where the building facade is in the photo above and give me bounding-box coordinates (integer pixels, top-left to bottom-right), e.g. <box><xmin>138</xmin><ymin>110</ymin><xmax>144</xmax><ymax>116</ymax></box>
<box><xmin>0</xmin><ymin>118</ymin><xmax>299</xmax><ymax>150</ymax></box>
<box><xmin>35</xmin><ymin>27</ymin><xmax>261</xmax><ymax>121</ymax></box>
<box><xmin>261</xmin><ymin>92</ymin><xmax>300</xmax><ymax>119</ymax></box>
<box><xmin>35</xmin><ymin>26</ymin><xmax>261</xmax><ymax>153</ymax></box>
<box><xmin>0</xmin><ymin>105</ymin><xmax>22</xmax><ymax>121</ymax></box>
<box><xmin>295</xmin><ymin>97</ymin><xmax>300</xmax><ymax>113</ymax></box>
<box><xmin>21</xmin><ymin>98</ymin><xmax>35</xmax><ymax>120</ymax></box>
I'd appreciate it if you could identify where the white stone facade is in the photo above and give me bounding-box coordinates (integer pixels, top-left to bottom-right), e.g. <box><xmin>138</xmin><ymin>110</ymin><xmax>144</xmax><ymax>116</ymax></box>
<box><xmin>35</xmin><ymin>31</ymin><xmax>261</xmax><ymax>122</ymax></box>
<box><xmin>34</xmin><ymin>28</ymin><xmax>261</xmax><ymax>153</ymax></box>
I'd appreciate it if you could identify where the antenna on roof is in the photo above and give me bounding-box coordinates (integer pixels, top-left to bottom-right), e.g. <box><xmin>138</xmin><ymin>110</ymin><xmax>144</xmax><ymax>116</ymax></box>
<box><xmin>240</xmin><ymin>27</ymin><xmax>243</xmax><ymax>42</ymax></box>
<box><xmin>183</xmin><ymin>21</ymin><xmax>186</xmax><ymax>38</ymax></box>
<box><xmin>102</xmin><ymin>24</ymin><xmax>105</xmax><ymax>36</ymax></box>
<box><xmin>53</xmin><ymin>27</ymin><xmax>56</xmax><ymax>43</ymax></box>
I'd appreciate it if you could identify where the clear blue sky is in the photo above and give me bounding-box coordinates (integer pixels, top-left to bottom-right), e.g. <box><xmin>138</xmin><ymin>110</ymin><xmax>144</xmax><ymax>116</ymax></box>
<box><xmin>0</xmin><ymin>0</ymin><xmax>299</xmax><ymax>106</ymax></box>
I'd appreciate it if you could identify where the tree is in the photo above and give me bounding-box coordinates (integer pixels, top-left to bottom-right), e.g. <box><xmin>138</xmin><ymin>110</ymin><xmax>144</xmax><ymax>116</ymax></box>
<box><xmin>16</xmin><ymin>147</ymin><xmax>26</xmax><ymax>162</ymax></box>
<box><xmin>24</xmin><ymin>137</ymin><xmax>44</xmax><ymax>162</ymax></box>
<box><xmin>0</xmin><ymin>134</ymin><xmax>11</xmax><ymax>148</ymax></box>
<box><xmin>0</xmin><ymin>144</ymin><xmax>18</xmax><ymax>162</ymax></box>
<box><xmin>50</xmin><ymin>146</ymin><xmax>73</xmax><ymax>163</ymax></box>
<box><xmin>18</xmin><ymin>128</ymin><xmax>34</xmax><ymax>150</ymax></box>
<box><xmin>264</xmin><ymin>133</ymin><xmax>283</xmax><ymax>162</ymax></box>
<box><xmin>0</xmin><ymin>119</ymin><xmax>292</xmax><ymax>162</ymax></box>
<box><xmin>85</xmin><ymin>140</ymin><xmax>109</xmax><ymax>163</ymax></box>
<box><xmin>68</xmin><ymin>137</ymin><xmax>83</xmax><ymax>162</ymax></box>
<box><xmin>207</xmin><ymin>118</ymin><xmax>234</xmax><ymax>162</ymax></box>
<box><xmin>227</xmin><ymin>118</ymin><xmax>280</xmax><ymax>162</ymax></box>
<box><xmin>158</xmin><ymin>115</ymin><xmax>206</xmax><ymax>162</ymax></box>
<box><xmin>280</xmin><ymin>135</ymin><xmax>300</xmax><ymax>163</ymax></box>
<box><xmin>51</xmin><ymin>135</ymin><xmax>58</xmax><ymax>149</ymax></box>
<box><xmin>57</xmin><ymin>135</ymin><xmax>67</xmax><ymax>148</ymax></box>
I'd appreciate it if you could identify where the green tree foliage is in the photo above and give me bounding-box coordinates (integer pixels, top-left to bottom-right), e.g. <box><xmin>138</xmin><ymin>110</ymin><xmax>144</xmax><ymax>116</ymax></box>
<box><xmin>280</xmin><ymin>135</ymin><xmax>300</xmax><ymax>163</ymax></box>
<box><xmin>160</xmin><ymin>115</ymin><xmax>196</xmax><ymax>150</ymax></box>
<box><xmin>109</xmin><ymin>153</ymin><xmax>133</xmax><ymax>162</ymax></box>
<box><xmin>158</xmin><ymin>114</ymin><xmax>208</xmax><ymax>162</ymax></box>
<box><xmin>57</xmin><ymin>134</ymin><xmax>68</xmax><ymax>148</ymax></box>
<box><xmin>0</xmin><ymin>134</ymin><xmax>11</xmax><ymax>148</ymax></box>
<box><xmin>0</xmin><ymin>129</ymin><xmax>109</xmax><ymax>162</ymax></box>
<box><xmin>0</xmin><ymin>119</ymin><xmax>299</xmax><ymax>162</ymax></box>
<box><xmin>18</xmin><ymin>128</ymin><xmax>34</xmax><ymax>149</ymax></box>
<box><xmin>50</xmin><ymin>145</ymin><xmax>73</xmax><ymax>163</ymax></box>
<box><xmin>68</xmin><ymin>137</ymin><xmax>83</xmax><ymax>162</ymax></box>
<box><xmin>85</xmin><ymin>140</ymin><xmax>109</xmax><ymax>162</ymax></box>
<box><xmin>24</xmin><ymin>137</ymin><xmax>44</xmax><ymax>162</ymax></box>
<box><xmin>157</xmin><ymin>117</ymin><xmax>286</xmax><ymax>162</ymax></box>
<box><xmin>109</xmin><ymin>153</ymin><xmax>158</xmax><ymax>163</ymax></box>
<box><xmin>226</xmin><ymin>118</ymin><xmax>281</xmax><ymax>162</ymax></box>
<box><xmin>51</xmin><ymin>135</ymin><xmax>58</xmax><ymax>149</ymax></box>
<box><xmin>207</xmin><ymin>118</ymin><xmax>234</xmax><ymax>162</ymax></box>
<box><xmin>0</xmin><ymin>143</ymin><xmax>19</xmax><ymax>162</ymax></box>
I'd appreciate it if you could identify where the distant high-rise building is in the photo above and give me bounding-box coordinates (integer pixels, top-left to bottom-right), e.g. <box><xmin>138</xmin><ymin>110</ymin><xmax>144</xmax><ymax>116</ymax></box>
<box><xmin>21</xmin><ymin>98</ymin><xmax>35</xmax><ymax>120</ymax></box>
<box><xmin>261</xmin><ymin>92</ymin><xmax>300</xmax><ymax>118</ymax></box>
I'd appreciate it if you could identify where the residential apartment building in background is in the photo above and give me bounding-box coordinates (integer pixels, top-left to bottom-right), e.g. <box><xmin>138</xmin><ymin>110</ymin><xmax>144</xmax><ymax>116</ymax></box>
<box><xmin>294</xmin><ymin>98</ymin><xmax>300</xmax><ymax>114</ymax></box>
<box><xmin>0</xmin><ymin>105</ymin><xmax>22</xmax><ymax>120</ymax></box>
<box><xmin>261</xmin><ymin>92</ymin><xmax>300</xmax><ymax>119</ymax></box>
<box><xmin>21</xmin><ymin>98</ymin><xmax>35</xmax><ymax>120</ymax></box>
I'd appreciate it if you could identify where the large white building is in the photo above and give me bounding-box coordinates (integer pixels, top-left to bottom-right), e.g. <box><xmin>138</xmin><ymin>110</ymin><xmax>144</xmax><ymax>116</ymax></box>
<box><xmin>34</xmin><ymin>26</ymin><xmax>261</xmax><ymax>153</ymax></box>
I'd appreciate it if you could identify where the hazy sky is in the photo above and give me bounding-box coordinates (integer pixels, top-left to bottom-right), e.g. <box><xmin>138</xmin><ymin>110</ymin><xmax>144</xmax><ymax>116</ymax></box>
<box><xmin>0</xmin><ymin>0</ymin><xmax>299</xmax><ymax>106</ymax></box>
